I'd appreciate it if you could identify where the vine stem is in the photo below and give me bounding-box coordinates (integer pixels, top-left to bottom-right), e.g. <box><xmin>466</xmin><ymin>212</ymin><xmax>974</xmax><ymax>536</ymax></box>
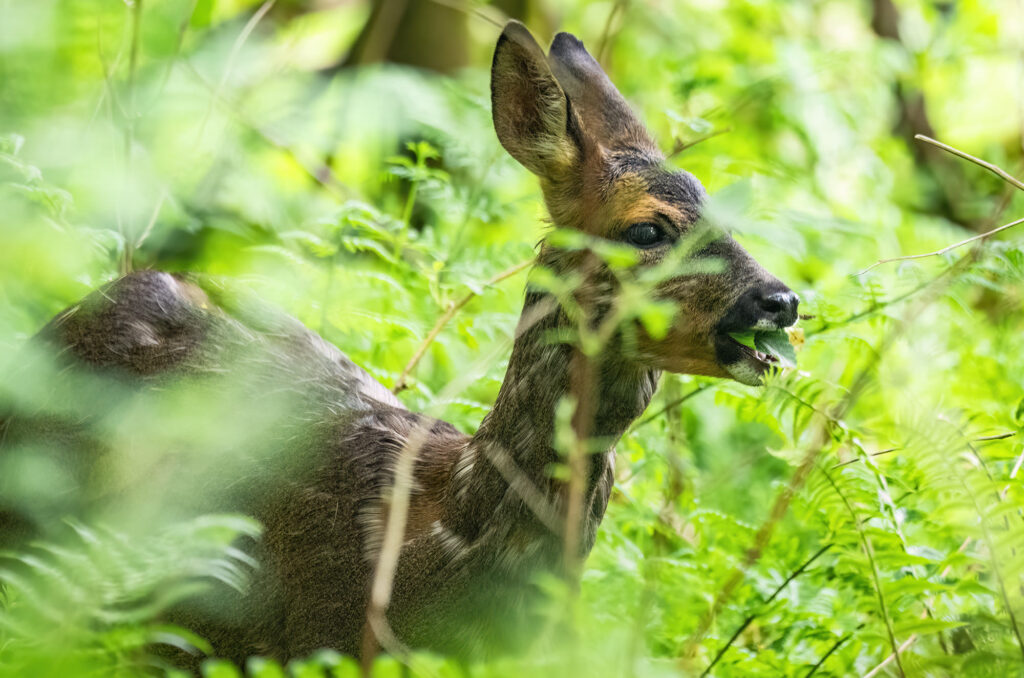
<box><xmin>392</xmin><ymin>259</ymin><xmax>532</xmax><ymax>393</ymax></box>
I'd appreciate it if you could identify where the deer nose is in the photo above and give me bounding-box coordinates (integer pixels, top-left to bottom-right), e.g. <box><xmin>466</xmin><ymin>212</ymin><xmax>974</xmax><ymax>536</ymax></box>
<box><xmin>753</xmin><ymin>289</ymin><xmax>800</xmax><ymax>328</ymax></box>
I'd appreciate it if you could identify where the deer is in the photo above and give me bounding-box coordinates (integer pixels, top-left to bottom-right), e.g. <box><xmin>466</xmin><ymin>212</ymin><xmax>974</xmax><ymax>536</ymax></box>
<box><xmin>0</xmin><ymin>20</ymin><xmax>799</xmax><ymax>669</ymax></box>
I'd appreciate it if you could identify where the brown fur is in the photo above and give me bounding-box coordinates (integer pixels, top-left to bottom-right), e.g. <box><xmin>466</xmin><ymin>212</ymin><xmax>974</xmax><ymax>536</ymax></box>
<box><xmin>0</xmin><ymin>21</ymin><xmax>798</xmax><ymax>667</ymax></box>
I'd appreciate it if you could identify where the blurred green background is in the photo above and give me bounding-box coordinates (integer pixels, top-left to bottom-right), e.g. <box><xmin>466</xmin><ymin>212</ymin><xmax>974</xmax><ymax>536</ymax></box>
<box><xmin>1</xmin><ymin>0</ymin><xmax>1024</xmax><ymax>676</ymax></box>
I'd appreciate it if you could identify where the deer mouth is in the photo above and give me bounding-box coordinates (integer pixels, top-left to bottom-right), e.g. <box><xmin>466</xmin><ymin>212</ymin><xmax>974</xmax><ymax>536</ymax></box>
<box><xmin>714</xmin><ymin>333</ymin><xmax>780</xmax><ymax>386</ymax></box>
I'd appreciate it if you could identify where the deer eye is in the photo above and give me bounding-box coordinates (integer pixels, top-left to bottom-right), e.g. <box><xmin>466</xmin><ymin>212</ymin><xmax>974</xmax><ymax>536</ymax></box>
<box><xmin>624</xmin><ymin>222</ymin><xmax>669</xmax><ymax>249</ymax></box>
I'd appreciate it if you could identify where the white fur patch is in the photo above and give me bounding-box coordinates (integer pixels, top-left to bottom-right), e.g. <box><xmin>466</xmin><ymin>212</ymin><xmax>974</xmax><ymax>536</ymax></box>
<box><xmin>430</xmin><ymin>520</ymin><xmax>468</xmax><ymax>561</ymax></box>
<box><xmin>452</xmin><ymin>444</ymin><xmax>476</xmax><ymax>501</ymax></box>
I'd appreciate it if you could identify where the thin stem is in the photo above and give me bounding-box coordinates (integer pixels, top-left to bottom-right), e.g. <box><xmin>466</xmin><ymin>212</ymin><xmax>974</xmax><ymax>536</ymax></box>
<box><xmin>424</xmin><ymin>0</ymin><xmax>504</xmax><ymax>28</ymax></box>
<box><xmin>805</xmin><ymin>630</ymin><xmax>855</xmax><ymax>678</ymax></box>
<box><xmin>681</xmin><ymin>418</ymin><xmax>831</xmax><ymax>658</ymax></box>
<box><xmin>855</xmin><ymin>135</ymin><xmax>1024</xmax><ymax>276</ymax></box>
<box><xmin>564</xmin><ymin>349</ymin><xmax>596</xmax><ymax>577</ymax></box>
<box><xmin>854</xmin><ymin>216</ymin><xmax>1024</xmax><ymax>277</ymax></box>
<box><xmin>180</xmin><ymin>60</ymin><xmax>348</xmax><ymax>199</ymax></box>
<box><xmin>824</xmin><ymin>469</ymin><xmax>905</xmax><ymax>677</ymax></box>
<box><xmin>959</xmin><ymin>463</ymin><xmax>1024</xmax><ymax>661</ymax></box>
<box><xmin>861</xmin><ymin>634</ymin><xmax>918</xmax><ymax>678</ymax></box>
<box><xmin>595</xmin><ymin>0</ymin><xmax>629</xmax><ymax>63</ymax></box>
<box><xmin>121</xmin><ymin>0</ymin><xmax>144</xmax><ymax>275</ymax></box>
<box><xmin>701</xmin><ymin>543</ymin><xmax>833</xmax><ymax>677</ymax></box>
<box><xmin>668</xmin><ymin>127</ymin><xmax>733</xmax><ymax>158</ymax></box>
<box><xmin>396</xmin><ymin>172</ymin><xmax>420</xmax><ymax>259</ymax></box>
<box><xmin>630</xmin><ymin>385</ymin><xmax>708</xmax><ymax>431</ymax></box>
<box><xmin>393</xmin><ymin>259</ymin><xmax>532</xmax><ymax>393</ymax></box>
<box><xmin>828</xmin><ymin>433</ymin><xmax>1016</xmax><ymax>471</ymax></box>
<box><xmin>360</xmin><ymin>303</ymin><xmax>556</xmax><ymax>676</ymax></box>
<box><xmin>914</xmin><ymin>135</ymin><xmax>1024</xmax><ymax>193</ymax></box>
<box><xmin>831</xmin><ymin>447</ymin><xmax>900</xmax><ymax>469</ymax></box>
<box><xmin>195</xmin><ymin>0</ymin><xmax>276</xmax><ymax>143</ymax></box>
<box><xmin>974</xmin><ymin>431</ymin><xmax>1017</xmax><ymax>442</ymax></box>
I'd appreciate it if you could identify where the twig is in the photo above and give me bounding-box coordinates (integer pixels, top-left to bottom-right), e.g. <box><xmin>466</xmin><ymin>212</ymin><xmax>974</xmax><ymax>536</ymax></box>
<box><xmin>631</xmin><ymin>385</ymin><xmax>708</xmax><ymax>431</ymax></box>
<box><xmin>861</xmin><ymin>634</ymin><xmax>918</xmax><ymax>678</ymax></box>
<box><xmin>196</xmin><ymin>0</ymin><xmax>276</xmax><ymax>143</ymax></box>
<box><xmin>361</xmin><ymin>299</ymin><xmax>557</xmax><ymax>674</ymax></box>
<box><xmin>700</xmin><ymin>543</ymin><xmax>833</xmax><ymax>677</ymax></box>
<box><xmin>392</xmin><ymin>259</ymin><xmax>532</xmax><ymax>393</ymax></box>
<box><xmin>974</xmin><ymin>431</ymin><xmax>1017</xmax><ymax>442</ymax></box>
<box><xmin>681</xmin><ymin>418</ymin><xmax>832</xmax><ymax>658</ymax></box>
<box><xmin>564</xmin><ymin>349</ymin><xmax>596</xmax><ymax>577</ymax></box>
<box><xmin>806</xmin><ymin>630</ymin><xmax>856</xmax><ymax>678</ymax></box>
<box><xmin>831</xmin><ymin>447</ymin><xmax>900</xmax><ymax>469</ymax></box>
<box><xmin>425</xmin><ymin>0</ymin><xmax>505</xmax><ymax>28</ymax></box>
<box><xmin>121</xmin><ymin>0</ymin><xmax>144</xmax><ymax>275</ymax></box>
<box><xmin>682</xmin><ymin>249</ymin><xmax>975</xmax><ymax>666</ymax></box>
<box><xmin>854</xmin><ymin>215</ymin><xmax>1024</xmax><ymax>276</ymax></box>
<box><xmin>668</xmin><ymin>127</ymin><xmax>733</xmax><ymax>158</ymax></box>
<box><xmin>828</xmin><ymin>432</ymin><xmax>1015</xmax><ymax>470</ymax></box>
<box><xmin>595</xmin><ymin>0</ymin><xmax>629</xmax><ymax>63</ymax></box>
<box><xmin>914</xmin><ymin>135</ymin><xmax>1024</xmax><ymax>193</ymax></box>
<box><xmin>855</xmin><ymin>135</ymin><xmax>1024</xmax><ymax>276</ymax></box>
<box><xmin>809</xmin><ymin>266</ymin><xmax>947</xmax><ymax>337</ymax></box>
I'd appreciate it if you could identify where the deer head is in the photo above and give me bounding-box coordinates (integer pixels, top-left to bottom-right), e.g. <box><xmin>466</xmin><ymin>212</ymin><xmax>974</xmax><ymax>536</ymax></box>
<box><xmin>491</xmin><ymin>21</ymin><xmax>798</xmax><ymax>385</ymax></box>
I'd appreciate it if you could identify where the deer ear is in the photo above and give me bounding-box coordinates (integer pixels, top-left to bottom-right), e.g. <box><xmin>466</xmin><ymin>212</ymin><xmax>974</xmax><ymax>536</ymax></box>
<box><xmin>548</xmin><ymin>32</ymin><xmax>657</xmax><ymax>156</ymax></box>
<box><xmin>491</xmin><ymin>21</ymin><xmax>581</xmax><ymax>178</ymax></box>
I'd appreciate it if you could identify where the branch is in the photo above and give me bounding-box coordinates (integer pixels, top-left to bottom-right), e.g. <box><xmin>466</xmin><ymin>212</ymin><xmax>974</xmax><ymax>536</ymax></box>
<box><xmin>196</xmin><ymin>0</ymin><xmax>276</xmax><ymax>142</ymax></box>
<box><xmin>915</xmin><ymin>135</ymin><xmax>1024</xmax><ymax>193</ymax></box>
<box><xmin>855</xmin><ymin>136</ymin><xmax>1024</xmax><ymax>276</ymax></box>
<box><xmin>861</xmin><ymin>634</ymin><xmax>918</xmax><ymax>678</ymax></box>
<box><xmin>854</xmin><ymin>215</ymin><xmax>1024</xmax><ymax>276</ymax></box>
<box><xmin>392</xmin><ymin>258</ymin><xmax>532</xmax><ymax>393</ymax></box>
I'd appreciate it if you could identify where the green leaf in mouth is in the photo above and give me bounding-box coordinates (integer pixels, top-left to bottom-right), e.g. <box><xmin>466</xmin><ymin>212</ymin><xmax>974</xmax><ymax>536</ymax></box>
<box><xmin>727</xmin><ymin>329</ymin><xmax>797</xmax><ymax>368</ymax></box>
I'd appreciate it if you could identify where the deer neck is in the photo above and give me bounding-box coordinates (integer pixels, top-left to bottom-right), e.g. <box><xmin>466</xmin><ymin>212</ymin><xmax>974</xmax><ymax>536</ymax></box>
<box><xmin>444</xmin><ymin>290</ymin><xmax>660</xmax><ymax>552</ymax></box>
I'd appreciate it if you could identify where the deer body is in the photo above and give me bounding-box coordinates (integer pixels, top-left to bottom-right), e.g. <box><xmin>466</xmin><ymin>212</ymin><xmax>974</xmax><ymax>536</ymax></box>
<box><xmin>1</xmin><ymin>22</ymin><xmax>799</xmax><ymax>665</ymax></box>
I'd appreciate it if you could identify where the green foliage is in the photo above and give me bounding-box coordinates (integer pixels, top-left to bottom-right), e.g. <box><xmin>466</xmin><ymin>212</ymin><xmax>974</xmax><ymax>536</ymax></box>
<box><xmin>2</xmin><ymin>0</ymin><xmax>1024</xmax><ymax>677</ymax></box>
<box><xmin>0</xmin><ymin>515</ymin><xmax>260</xmax><ymax>676</ymax></box>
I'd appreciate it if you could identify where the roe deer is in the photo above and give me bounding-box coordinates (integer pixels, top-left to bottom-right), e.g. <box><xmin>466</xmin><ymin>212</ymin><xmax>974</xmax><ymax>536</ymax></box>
<box><xmin>0</xmin><ymin>21</ymin><xmax>798</xmax><ymax>667</ymax></box>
